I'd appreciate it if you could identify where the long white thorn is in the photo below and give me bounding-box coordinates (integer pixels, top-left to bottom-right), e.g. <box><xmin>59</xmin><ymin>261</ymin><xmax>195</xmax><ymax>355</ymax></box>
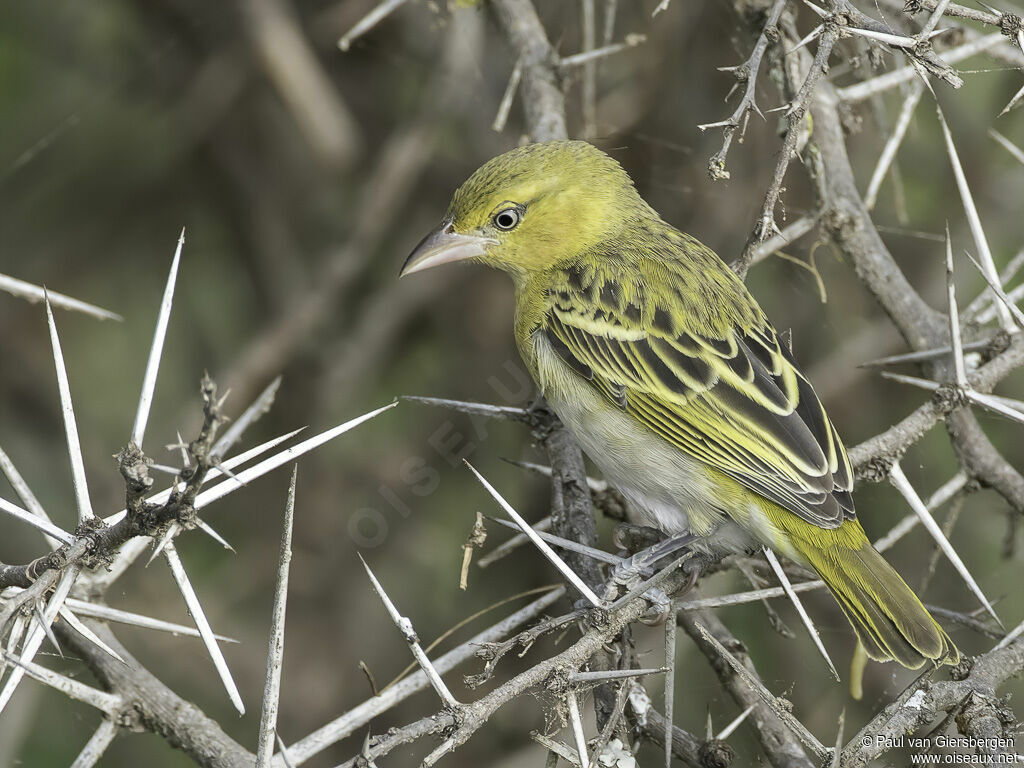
<box><xmin>257</xmin><ymin>467</ymin><xmax>297</xmax><ymax>768</ymax></box>
<box><xmin>872</xmin><ymin>472</ymin><xmax>969</xmax><ymax>553</ymax></box>
<box><xmin>478</xmin><ymin>515</ymin><xmax>553</xmax><ymax>569</ymax></box>
<box><xmin>131</xmin><ymin>230</ymin><xmax>183</xmax><ymax>449</ymax></box>
<box><xmin>763</xmin><ymin>547</ymin><xmax>839</xmax><ymax>681</ymax></box>
<box><xmin>881</xmin><ymin>371</ymin><xmax>1024</xmax><ymax>424</ymax></box>
<box><xmin>91</xmin><ymin>424</ymin><xmax>308</xmax><ymax>591</ymax></box>
<box><xmin>845</xmin><ymin>26</ymin><xmax>917</xmax><ymax>48</ymax></box>
<box><xmin>889</xmin><ymin>463</ymin><xmax>1001</xmax><ymax>626</ymax></box>
<box><xmin>464</xmin><ymin>460</ymin><xmax>603</xmax><ymax>607</ymax></box>
<box><xmin>694</xmin><ymin>623</ymin><xmax>829</xmax><ymax>760</ymax></box>
<box><xmin>0</xmin><ymin>273</ymin><xmax>121</xmax><ymax>321</ymax></box>
<box><xmin>945</xmin><ymin>223</ymin><xmax>968</xmax><ymax>388</ymax></box>
<box><xmin>196</xmin><ymin>518</ymin><xmax>234</xmax><ymax>551</ymax></box>
<box><xmin>337</xmin><ymin>0</ymin><xmax>409</xmax><ymax>51</ymax></box>
<box><xmin>567</xmin><ymin>692</ymin><xmax>590</xmax><ymax>768</ymax></box>
<box><xmin>999</xmin><ymin>79</ymin><xmax>1024</xmax><ymax>117</ymax></box>
<box><xmin>58</xmin><ymin>607</ymin><xmax>128</xmax><ymax>665</ymax></box>
<box><xmin>802</xmin><ymin>0</ymin><xmax>827</xmax><ymax>17</ymax></box>
<box><xmin>830</xmin><ymin>710</ymin><xmax>845</xmax><ymax>768</ymax></box>
<box><xmin>486</xmin><ymin>516</ymin><xmax>624</xmax><ymax>565</ymax></box>
<box><xmin>568</xmin><ymin>668</ymin><xmax>667</xmax><ymax>683</ymax></box>
<box><xmin>936</xmin><ymin>105</ymin><xmax>1013</xmax><ymax>330</ymax></box>
<box><xmin>193</xmin><ymin>403</ymin><xmax>398</xmax><ymax>514</ymax></box>
<box><xmin>276</xmin><ymin>587</ymin><xmax>565</xmax><ymax>765</ymax></box>
<box><xmin>559</xmin><ymin>34</ymin><xmax>647</xmax><ymax>68</ymax></box>
<box><xmin>0</xmin><ymin>566</ymin><xmax>79</xmax><ymax>715</ymax></box>
<box><xmin>45</xmin><ymin>296</ymin><xmax>94</xmax><ymax>522</ymax></box>
<box><xmin>70</xmin><ymin>718</ymin><xmax>119</xmax><ymax>768</ymax></box>
<box><xmin>963</xmin><ymin>250</ymin><xmax>1024</xmax><ymax>329</ymax></box>
<box><xmin>0</xmin><ymin>496</ymin><xmax>75</xmax><ymax>545</ymax></box>
<box><xmin>1</xmin><ymin>646</ymin><xmax>120</xmax><ymax>713</ymax></box>
<box><xmin>213</xmin><ymin>375</ymin><xmax>282</xmax><ymax>458</ymax></box>
<box><xmin>918</xmin><ymin>0</ymin><xmax>952</xmax><ymax>38</ymax></box>
<box><xmin>62</xmin><ymin>597</ymin><xmax>238</xmax><ymax>643</ymax></box>
<box><xmin>965</xmin><ymin>390</ymin><xmax>1024</xmax><ymax>426</ymax></box>
<box><xmin>837</xmin><ymin>33</ymin><xmax>1004</xmax><ymax>103</ymax></box>
<box><xmin>0</xmin><ymin>445</ymin><xmax>58</xmax><ymax>549</ymax></box>
<box><xmin>787</xmin><ymin>24</ymin><xmax>823</xmax><ymax>55</ymax></box>
<box><xmin>716</xmin><ymin>704</ymin><xmax>756</xmax><ymax>741</ymax></box>
<box><xmin>103</xmin><ymin>426</ymin><xmax>307</xmax><ymax>526</ymax></box>
<box><xmin>276</xmin><ymin>733</ymin><xmax>297</xmax><ymax>768</ymax></box>
<box><xmin>6</xmin><ymin>615</ymin><xmax>27</xmax><ymax>655</ymax></box>
<box><xmin>422</xmin><ymin>737</ymin><xmax>456</xmax><ymax>767</ymax></box>
<box><xmin>994</xmin><ymin>617</ymin><xmax>1024</xmax><ymax>650</ymax></box>
<box><xmin>358</xmin><ymin>554</ymin><xmax>458</xmax><ymax>708</ymax></box>
<box><xmin>677</xmin><ymin>579</ymin><xmax>826</xmax><ymax>610</ymax></box>
<box><xmin>33</xmin><ymin>600</ymin><xmax>62</xmax><ymax>657</ymax></box>
<box><xmin>492</xmin><ymin>56</ymin><xmax>523</xmax><ymax>133</ymax></box>
<box><xmin>990</xmin><ymin>129</ymin><xmax>1024</xmax><ymax>167</ymax></box>
<box><xmin>865</xmin><ymin>80</ymin><xmax>924</xmax><ymax>211</ymax></box>
<box><xmin>147</xmin><ymin>523</ymin><xmax>180</xmax><ymax>566</ymax></box>
<box><xmin>164</xmin><ymin>543</ymin><xmax>245</xmax><ymax>715</ymax></box>
<box><xmin>664</xmin><ymin>617</ymin><xmax>676</xmax><ymax>768</ymax></box>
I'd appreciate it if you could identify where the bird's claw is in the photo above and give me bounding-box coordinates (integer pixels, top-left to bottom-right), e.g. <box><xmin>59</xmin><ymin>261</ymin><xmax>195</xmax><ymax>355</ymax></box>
<box><xmin>639</xmin><ymin>587</ymin><xmax>672</xmax><ymax>625</ymax></box>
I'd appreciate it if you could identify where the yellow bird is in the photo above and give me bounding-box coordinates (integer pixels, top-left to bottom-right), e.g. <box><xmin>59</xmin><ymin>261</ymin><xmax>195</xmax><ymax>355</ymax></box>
<box><xmin>401</xmin><ymin>140</ymin><xmax>957</xmax><ymax>670</ymax></box>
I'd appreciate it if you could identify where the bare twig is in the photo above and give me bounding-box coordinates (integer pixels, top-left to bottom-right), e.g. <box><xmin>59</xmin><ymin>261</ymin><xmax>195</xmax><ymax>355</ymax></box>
<box><xmin>864</xmin><ymin>80</ymin><xmax>925</xmax><ymax>211</ymax></box>
<box><xmin>701</xmin><ymin>0</ymin><xmax>787</xmax><ymax>181</ymax></box>
<box><xmin>359</xmin><ymin>554</ymin><xmax>459</xmax><ymax>709</ymax></box>
<box><xmin>69</xmin><ymin>718</ymin><xmax>119</xmax><ymax>768</ymax></box>
<box><xmin>736</xmin><ymin>23</ymin><xmax>837</xmax><ymax>276</ymax></box>
<box><xmin>256</xmin><ymin>466</ymin><xmax>297</xmax><ymax>768</ymax></box>
<box><xmin>281</xmin><ymin>587</ymin><xmax>565</xmax><ymax>765</ymax></box>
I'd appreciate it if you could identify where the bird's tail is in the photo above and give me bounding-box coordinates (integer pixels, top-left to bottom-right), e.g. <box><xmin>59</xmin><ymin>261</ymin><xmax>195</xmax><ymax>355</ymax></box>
<box><xmin>789</xmin><ymin>519</ymin><xmax>959</xmax><ymax>670</ymax></box>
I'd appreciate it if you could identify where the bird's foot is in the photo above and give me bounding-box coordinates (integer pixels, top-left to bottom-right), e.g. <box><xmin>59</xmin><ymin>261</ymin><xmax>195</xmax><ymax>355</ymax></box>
<box><xmin>638</xmin><ymin>560</ymin><xmax>700</xmax><ymax>625</ymax></box>
<box><xmin>638</xmin><ymin>587</ymin><xmax>672</xmax><ymax>626</ymax></box>
<box><xmin>604</xmin><ymin>531</ymin><xmax>697</xmax><ymax>604</ymax></box>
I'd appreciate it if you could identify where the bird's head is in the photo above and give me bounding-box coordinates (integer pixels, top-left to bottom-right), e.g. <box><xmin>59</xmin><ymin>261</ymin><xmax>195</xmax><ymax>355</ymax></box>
<box><xmin>400</xmin><ymin>140</ymin><xmax>648</xmax><ymax>284</ymax></box>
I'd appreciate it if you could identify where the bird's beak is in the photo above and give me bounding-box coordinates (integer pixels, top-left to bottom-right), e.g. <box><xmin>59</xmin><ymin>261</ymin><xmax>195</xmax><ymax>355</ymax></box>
<box><xmin>400</xmin><ymin>220</ymin><xmax>496</xmax><ymax>276</ymax></box>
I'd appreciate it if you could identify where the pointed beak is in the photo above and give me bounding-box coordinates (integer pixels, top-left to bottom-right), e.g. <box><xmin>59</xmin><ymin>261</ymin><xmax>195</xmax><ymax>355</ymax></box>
<box><xmin>400</xmin><ymin>220</ymin><xmax>496</xmax><ymax>277</ymax></box>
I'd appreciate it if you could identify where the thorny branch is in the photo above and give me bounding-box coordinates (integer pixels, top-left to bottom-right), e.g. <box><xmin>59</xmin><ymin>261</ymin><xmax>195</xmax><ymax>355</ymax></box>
<box><xmin>4</xmin><ymin>0</ymin><xmax>1024</xmax><ymax>766</ymax></box>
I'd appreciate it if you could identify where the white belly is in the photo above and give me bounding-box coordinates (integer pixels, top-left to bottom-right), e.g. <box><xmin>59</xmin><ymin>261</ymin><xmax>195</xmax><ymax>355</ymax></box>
<box><xmin>531</xmin><ymin>335</ymin><xmax>760</xmax><ymax>555</ymax></box>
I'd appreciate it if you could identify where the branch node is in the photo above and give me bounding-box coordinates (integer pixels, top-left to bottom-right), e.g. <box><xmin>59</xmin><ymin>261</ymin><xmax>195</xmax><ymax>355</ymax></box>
<box><xmin>999</xmin><ymin>13</ymin><xmax>1023</xmax><ymax>39</ymax></box>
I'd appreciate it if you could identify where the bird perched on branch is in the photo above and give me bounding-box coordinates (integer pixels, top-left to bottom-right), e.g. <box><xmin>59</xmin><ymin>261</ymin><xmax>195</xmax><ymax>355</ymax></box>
<box><xmin>401</xmin><ymin>140</ymin><xmax>958</xmax><ymax>670</ymax></box>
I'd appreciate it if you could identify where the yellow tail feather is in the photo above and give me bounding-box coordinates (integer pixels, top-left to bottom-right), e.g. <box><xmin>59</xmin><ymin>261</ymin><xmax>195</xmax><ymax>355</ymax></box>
<box><xmin>767</xmin><ymin>512</ymin><xmax>959</xmax><ymax>670</ymax></box>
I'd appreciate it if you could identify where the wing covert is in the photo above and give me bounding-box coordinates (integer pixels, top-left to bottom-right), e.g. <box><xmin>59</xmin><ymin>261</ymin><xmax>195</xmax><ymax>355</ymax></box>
<box><xmin>541</xmin><ymin>288</ymin><xmax>854</xmax><ymax>529</ymax></box>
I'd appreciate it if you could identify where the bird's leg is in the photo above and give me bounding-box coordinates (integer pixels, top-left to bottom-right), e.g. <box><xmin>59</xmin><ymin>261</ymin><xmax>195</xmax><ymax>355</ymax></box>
<box><xmin>612</xmin><ymin>522</ymin><xmax>663</xmax><ymax>554</ymax></box>
<box><xmin>637</xmin><ymin>554</ymin><xmax>703</xmax><ymax>626</ymax></box>
<box><xmin>618</xmin><ymin>531</ymin><xmax>697</xmax><ymax>574</ymax></box>
<box><xmin>604</xmin><ymin>531</ymin><xmax>697</xmax><ymax>607</ymax></box>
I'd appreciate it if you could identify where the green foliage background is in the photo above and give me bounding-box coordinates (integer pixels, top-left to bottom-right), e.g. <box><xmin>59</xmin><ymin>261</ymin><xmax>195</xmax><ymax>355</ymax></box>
<box><xmin>0</xmin><ymin>1</ymin><xmax>1022</xmax><ymax>765</ymax></box>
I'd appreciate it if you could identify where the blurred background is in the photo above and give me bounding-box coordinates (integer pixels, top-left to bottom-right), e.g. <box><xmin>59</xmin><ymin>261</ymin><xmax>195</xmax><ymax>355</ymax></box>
<box><xmin>1</xmin><ymin>0</ymin><xmax>1023</xmax><ymax>765</ymax></box>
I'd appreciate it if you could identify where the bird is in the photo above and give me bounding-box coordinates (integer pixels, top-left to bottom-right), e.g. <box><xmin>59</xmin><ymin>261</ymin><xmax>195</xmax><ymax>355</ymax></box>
<box><xmin>400</xmin><ymin>139</ymin><xmax>958</xmax><ymax>670</ymax></box>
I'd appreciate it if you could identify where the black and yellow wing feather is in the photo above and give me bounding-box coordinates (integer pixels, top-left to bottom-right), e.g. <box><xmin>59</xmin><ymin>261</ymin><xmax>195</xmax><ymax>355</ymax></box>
<box><xmin>540</xmin><ymin>257</ymin><xmax>854</xmax><ymax>529</ymax></box>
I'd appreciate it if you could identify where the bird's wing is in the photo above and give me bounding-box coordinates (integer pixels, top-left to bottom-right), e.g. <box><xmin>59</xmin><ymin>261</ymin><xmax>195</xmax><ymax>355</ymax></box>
<box><xmin>541</xmin><ymin>275</ymin><xmax>855</xmax><ymax>529</ymax></box>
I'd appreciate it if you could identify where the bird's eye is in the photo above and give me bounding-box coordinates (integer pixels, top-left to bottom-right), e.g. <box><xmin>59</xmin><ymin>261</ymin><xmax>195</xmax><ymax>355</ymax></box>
<box><xmin>493</xmin><ymin>208</ymin><xmax>522</xmax><ymax>231</ymax></box>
